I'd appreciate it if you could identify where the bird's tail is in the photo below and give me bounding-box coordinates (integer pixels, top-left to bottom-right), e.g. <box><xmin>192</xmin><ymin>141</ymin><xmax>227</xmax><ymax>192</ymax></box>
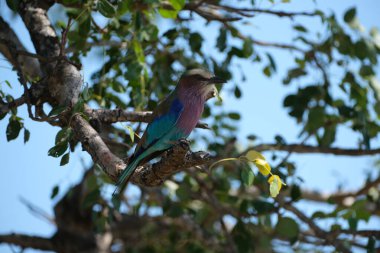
<box><xmin>112</xmin><ymin>158</ymin><xmax>141</xmax><ymax>197</ymax></box>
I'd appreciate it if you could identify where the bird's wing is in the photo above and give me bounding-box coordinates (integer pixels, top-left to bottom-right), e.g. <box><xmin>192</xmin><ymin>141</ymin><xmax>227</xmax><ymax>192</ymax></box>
<box><xmin>132</xmin><ymin>95</ymin><xmax>184</xmax><ymax>160</ymax></box>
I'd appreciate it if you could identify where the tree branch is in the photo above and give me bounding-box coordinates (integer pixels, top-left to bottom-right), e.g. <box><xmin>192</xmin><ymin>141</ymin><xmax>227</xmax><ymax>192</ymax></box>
<box><xmin>253</xmin><ymin>143</ymin><xmax>380</xmax><ymax>156</ymax></box>
<box><xmin>0</xmin><ymin>233</ymin><xmax>54</xmax><ymax>251</ymax></box>
<box><xmin>280</xmin><ymin>201</ymin><xmax>351</xmax><ymax>253</ymax></box>
<box><xmin>85</xmin><ymin>107</ymin><xmax>210</xmax><ymax>129</ymax></box>
<box><xmin>0</xmin><ymin>17</ymin><xmax>42</xmax><ymax>79</ymax></box>
<box><xmin>131</xmin><ymin>141</ymin><xmax>213</xmax><ymax>186</ymax></box>
<box><xmin>70</xmin><ymin>114</ymin><xmax>126</xmax><ymax>181</ymax></box>
<box><xmin>0</xmin><ymin>95</ymin><xmax>26</xmax><ymax>115</ymax></box>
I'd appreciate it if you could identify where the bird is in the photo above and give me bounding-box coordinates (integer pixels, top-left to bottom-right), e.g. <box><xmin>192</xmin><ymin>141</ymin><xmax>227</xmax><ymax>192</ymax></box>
<box><xmin>113</xmin><ymin>69</ymin><xmax>226</xmax><ymax>196</ymax></box>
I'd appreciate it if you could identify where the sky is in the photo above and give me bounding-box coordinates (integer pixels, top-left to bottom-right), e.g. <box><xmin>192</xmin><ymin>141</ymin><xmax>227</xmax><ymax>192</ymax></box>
<box><xmin>0</xmin><ymin>0</ymin><xmax>379</xmax><ymax>252</ymax></box>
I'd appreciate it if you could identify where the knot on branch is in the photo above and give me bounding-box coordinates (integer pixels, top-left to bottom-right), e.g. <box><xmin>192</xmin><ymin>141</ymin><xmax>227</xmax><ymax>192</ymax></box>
<box><xmin>130</xmin><ymin>140</ymin><xmax>213</xmax><ymax>187</ymax></box>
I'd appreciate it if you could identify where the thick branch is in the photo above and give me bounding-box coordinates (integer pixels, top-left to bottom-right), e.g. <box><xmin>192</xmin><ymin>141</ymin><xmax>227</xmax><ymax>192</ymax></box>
<box><xmin>0</xmin><ymin>17</ymin><xmax>42</xmax><ymax>79</ymax></box>
<box><xmin>70</xmin><ymin>114</ymin><xmax>126</xmax><ymax>181</ymax></box>
<box><xmin>85</xmin><ymin>107</ymin><xmax>210</xmax><ymax>129</ymax></box>
<box><xmin>131</xmin><ymin>141</ymin><xmax>213</xmax><ymax>186</ymax></box>
<box><xmin>0</xmin><ymin>233</ymin><xmax>54</xmax><ymax>251</ymax></box>
<box><xmin>18</xmin><ymin>1</ymin><xmax>81</xmax><ymax>106</ymax></box>
<box><xmin>18</xmin><ymin>1</ymin><xmax>59</xmax><ymax>73</ymax></box>
<box><xmin>253</xmin><ymin>143</ymin><xmax>380</xmax><ymax>156</ymax></box>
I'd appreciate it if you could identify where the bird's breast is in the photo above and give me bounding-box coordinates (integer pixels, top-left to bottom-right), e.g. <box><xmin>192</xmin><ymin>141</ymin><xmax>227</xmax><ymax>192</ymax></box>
<box><xmin>176</xmin><ymin>99</ymin><xmax>204</xmax><ymax>135</ymax></box>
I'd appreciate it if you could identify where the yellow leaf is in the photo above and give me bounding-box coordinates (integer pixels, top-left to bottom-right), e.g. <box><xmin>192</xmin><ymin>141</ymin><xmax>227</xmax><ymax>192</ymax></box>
<box><xmin>253</xmin><ymin>158</ymin><xmax>271</xmax><ymax>176</ymax></box>
<box><xmin>268</xmin><ymin>175</ymin><xmax>282</xmax><ymax>198</ymax></box>
<box><xmin>246</xmin><ymin>150</ymin><xmax>265</xmax><ymax>161</ymax></box>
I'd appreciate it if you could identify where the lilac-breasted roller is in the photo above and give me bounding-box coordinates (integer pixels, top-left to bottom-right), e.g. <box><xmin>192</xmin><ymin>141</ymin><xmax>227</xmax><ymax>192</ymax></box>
<box><xmin>113</xmin><ymin>69</ymin><xmax>226</xmax><ymax>196</ymax></box>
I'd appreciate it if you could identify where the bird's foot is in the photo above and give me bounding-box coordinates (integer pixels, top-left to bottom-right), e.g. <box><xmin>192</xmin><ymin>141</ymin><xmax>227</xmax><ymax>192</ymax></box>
<box><xmin>178</xmin><ymin>138</ymin><xmax>190</xmax><ymax>149</ymax></box>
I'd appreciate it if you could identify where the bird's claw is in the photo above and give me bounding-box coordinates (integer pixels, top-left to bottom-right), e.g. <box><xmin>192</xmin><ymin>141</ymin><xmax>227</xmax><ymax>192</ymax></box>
<box><xmin>178</xmin><ymin>138</ymin><xmax>190</xmax><ymax>149</ymax></box>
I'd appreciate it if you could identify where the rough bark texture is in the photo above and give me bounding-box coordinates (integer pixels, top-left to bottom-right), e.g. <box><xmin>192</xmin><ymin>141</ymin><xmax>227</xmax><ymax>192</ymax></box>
<box><xmin>0</xmin><ymin>1</ymin><xmax>379</xmax><ymax>253</ymax></box>
<box><xmin>0</xmin><ymin>17</ymin><xmax>42</xmax><ymax>79</ymax></box>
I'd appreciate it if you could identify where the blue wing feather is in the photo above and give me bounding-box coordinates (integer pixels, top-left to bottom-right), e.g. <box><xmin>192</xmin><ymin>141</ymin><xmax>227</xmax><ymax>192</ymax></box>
<box><xmin>134</xmin><ymin>98</ymin><xmax>183</xmax><ymax>158</ymax></box>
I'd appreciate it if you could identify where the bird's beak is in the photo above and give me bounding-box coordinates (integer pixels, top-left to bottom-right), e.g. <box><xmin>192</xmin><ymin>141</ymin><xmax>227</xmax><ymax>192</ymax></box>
<box><xmin>208</xmin><ymin>76</ymin><xmax>227</xmax><ymax>84</ymax></box>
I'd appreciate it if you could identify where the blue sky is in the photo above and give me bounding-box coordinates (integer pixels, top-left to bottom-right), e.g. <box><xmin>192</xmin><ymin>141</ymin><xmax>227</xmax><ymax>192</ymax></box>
<box><xmin>0</xmin><ymin>0</ymin><xmax>379</xmax><ymax>252</ymax></box>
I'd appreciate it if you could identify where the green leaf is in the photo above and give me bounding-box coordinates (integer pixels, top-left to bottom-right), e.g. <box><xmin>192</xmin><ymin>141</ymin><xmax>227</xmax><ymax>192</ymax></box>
<box><xmin>50</xmin><ymin>185</ymin><xmax>59</xmax><ymax>199</ymax></box>
<box><xmin>228</xmin><ymin>112</ymin><xmax>240</xmax><ymax>120</ymax></box>
<box><xmin>189</xmin><ymin>33</ymin><xmax>203</xmax><ymax>52</ymax></box>
<box><xmin>216</xmin><ymin>29</ymin><xmax>227</xmax><ymax>51</ymax></box>
<box><xmin>234</xmin><ymin>86</ymin><xmax>242</xmax><ymax>98</ymax></box>
<box><xmin>290</xmin><ymin>184</ymin><xmax>302</xmax><ymax>201</ymax></box>
<box><xmin>266</xmin><ymin>53</ymin><xmax>277</xmax><ymax>72</ymax></box>
<box><xmin>305</xmin><ymin>106</ymin><xmax>325</xmax><ymax>132</ymax></box>
<box><xmin>23</xmin><ymin>128</ymin><xmax>30</xmax><ymax>143</ymax></box>
<box><xmin>48</xmin><ymin>142</ymin><xmax>68</xmax><ymax>158</ymax></box>
<box><xmin>275</xmin><ymin>217</ymin><xmax>299</xmax><ymax>243</ymax></box>
<box><xmin>293</xmin><ymin>24</ymin><xmax>308</xmax><ymax>33</ymax></box>
<box><xmin>0</xmin><ymin>112</ymin><xmax>7</xmax><ymax>120</ymax></box>
<box><xmin>359</xmin><ymin>65</ymin><xmax>375</xmax><ymax>78</ymax></box>
<box><xmin>367</xmin><ymin>236</ymin><xmax>376</xmax><ymax>253</ymax></box>
<box><xmin>126</xmin><ymin>126</ymin><xmax>135</xmax><ymax>143</ymax></box>
<box><xmin>241</xmin><ymin>166</ymin><xmax>254</xmax><ymax>186</ymax></box>
<box><xmin>97</xmin><ymin>0</ymin><xmax>116</xmax><ymax>18</ymax></box>
<box><xmin>133</xmin><ymin>40</ymin><xmax>145</xmax><ymax>64</ymax></box>
<box><xmin>60</xmin><ymin>153</ymin><xmax>70</xmax><ymax>166</ymax></box>
<box><xmin>343</xmin><ymin>7</ymin><xmax>356</xmax><ymax>24</ymax></box>
<box><xmin>6</xmin><ymin>0</ymin><xmax>20</xmax><ymax>11</ymax></box>
<box><xmin>169</xmin><ymin>0</ymin><xmax>185</xmax><ymax>11</ymax></box>
<box><xmin>5</xmin><ymin>80</ymin><xmax>12</xmax><ymax>88</ymax></box>
<box><xmin>242</xmin><ymin>39</ymin><xmax>253</xmax><ymax>57</ymax></box>
<box><xmin>55</xmin><ymin>128</ymin><xmax>73</xmax><ymax>145</ymax></box>
<box><xmin>6</xmin><ymin>117</ymin><xmax>22</xmax><ymax>141</ymax></box>
<box><xmin>48</xmin><ymin>105</ymin><xmax>66</xmax><ymax>117</ymax></box>
<box><xmin>319</xmin><ymin>126</ymin><xmax>336</xmax><ymax>147</ymax></box>
<box><xmin>158</xmin><ymin>8</ymin><xmax>178</xmax><ymax>19</ymax></box>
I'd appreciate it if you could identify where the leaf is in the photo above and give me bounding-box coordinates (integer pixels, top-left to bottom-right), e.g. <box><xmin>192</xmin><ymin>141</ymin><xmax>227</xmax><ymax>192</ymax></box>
<box><xmin>48</xmin><ymin>142</ymin><xmax>68</xmax><ymax>158</ymax></box>
<box><xmin>228</xmin><ymin>112</ymin><xmax>240</xmax><ymax>120</ymax></box>
<box><xmin>216</xmin><ymin>29</ymin><xmax>227</xmax><ymax>51</ymax></box>
<box><xmin>133</xmin><ymin>40</ymin><xmax>145</xmax><ymax>64</ymax></box>
<box><xmin>343</xmin><ymin>7</ymin><xmax>356</xmax><ymax>24</ymax></box>
<box><xmin>23</xmin><ymin>128</ymin><xmax>30</xmax><ymax>143</ymax></box>
<box><xmin>234</xmin><ymin>86</ymin><xmax>242</xmax><ymax>98</ymax></box>
<box><xmin>97</xmin><ymin>0</ymin><xmax>116</xmax><ymax>18</ymax></box>
<box><xmin>6</xmin><ymin>118</ymin><xmax>22</xmax><ymax>141</ymax></box>
<box><xmin>0</xmin><ymin>112</ymin><xmax>7</xmax><ymax>120</ymax></box>
<box><xmin>241</xmin><ymin>166</ymin><xmax>254</xmax><ymax>186</ymax></box>
<box><xmin>268</xmin><ymin>175</ymin><xmax>282</xmax><ymax>197</ymax></box>
<box><xmin>48</xmin><ymin>105</ymin><xmax>66</xmax><ymax>117</ymax></box>
<box><xmin>158</xmin><ymin>8</ymin><xmax>178</xmax><ymax>19</ymax></box>
<box><xmin>367</xmin><ymin>236</ymin><xmax>376</xmax><ymax>253</ymax></box>
<box><xmin>189</xmin><ymin>33</ymin><xmax>203</xmax><ymax>52</ymax></box>
<box><xmin>266</xmin><ymin>53</ymin><xmax>277</xmax><ymax>72</ymax></box>
<box><xmin>60</xmin><ymin>153</ymin><xmax>70</xmax><ymax>166</ymax></box>
<box><xmin>55</xmin><ymin>128</ymin><xmax>73</xmax><ymax>145</ymax></box>
<box><xmin>245</xmin><ymin>150</ymin><xmax>265</xmax><ymax>161</ymax></box>
<box><xmin>275</xmin><ymin>217</ymin><xmax>299</xmax><ymax>242</ymax></box>
<box><xmin>5</xmin><ymin>80</ymin><xmax>12</xmax><ymax>88</ymax></box>
<box><xmin>293</xmin><ymin>24</ymin><xmax>308</xmax><ymax>33</ymax></box>
<box><xmin>253</xmin><ymin>158</ymin><xmax>271</xmax><ymax>176</ymax></box>
<box><xmin>50</xmin><ymin>185</ymin><xmax>59</xmax><ymax>199</ymax></box>
<box><xmin>169</xmin><ymin>0</ymin><xmax>185</xmax><ymax>11</ymax></box>
<box><xmin>6</xmin><ymin>0</ymin><xmax>20</xmax><ymax>11</ymax></box>
<box><xmin>126</xmin><ymin>126</ymin><xmax>135</xmax><ymax>143</ymax></box>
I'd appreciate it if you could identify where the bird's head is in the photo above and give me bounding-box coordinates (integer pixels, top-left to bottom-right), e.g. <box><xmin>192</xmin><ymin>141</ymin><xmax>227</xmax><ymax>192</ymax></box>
<box><xmin>178</xmin><ymin>69</ymin><xmax>226</xmax><ymax>100</ymax></box>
